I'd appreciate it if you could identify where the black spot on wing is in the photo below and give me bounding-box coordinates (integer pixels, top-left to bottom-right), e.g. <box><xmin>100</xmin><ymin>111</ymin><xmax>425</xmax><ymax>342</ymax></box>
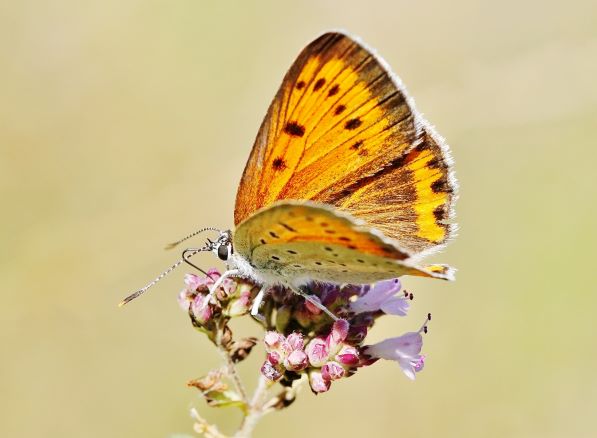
<box><xmin>345</xmin><ymin>118</ymin><xmax>362</xmax><ymax>130</ymax></box>
<box><xmin>434</xmin><ymin>205</ymin><xmax>446</xmax><ymax>221</ymax></box>
<box><xmin>284</xmin><ymin>121</ymin><xmax>305</xmax><ymax>137</ymax></box>
<box><xmin>334</xmin><ymin>105</ymin><xmax>346</xmax><ymax>115</ymax></box>
<box><xmin>313</xmin><ymin>78</ymin><xmax>326</xmax><ymax>91</ymax></box>
<box><xmin>431</xmin><ymin>178</ymin><xmax>450</xmax><ymax>193</ymax></box>
<box><xmin>272</xmin><ymin>157</ymin><xmax>286</xmax><ymax>170</ymax></box>
<box><xmin>428</xmin><ymin>158</ymin><xmax>440</xmax><ymax>169</ymax></box>
<box><xmin>280</xmin><ymin>222</ymin><xmax>297</xmax><ymax>232</ymax></box>
<box><xmin>328</xmin><ymin>84</ymin><xmax>340</xmax><ymax>96</ymax></box>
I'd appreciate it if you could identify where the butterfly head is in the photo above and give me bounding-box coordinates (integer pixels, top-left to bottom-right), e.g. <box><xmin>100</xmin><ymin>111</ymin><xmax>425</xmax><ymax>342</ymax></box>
<box><xmin>210</xmin><ymin>230</ymin><xmax>233</xmax><ymax>261</ymax></box>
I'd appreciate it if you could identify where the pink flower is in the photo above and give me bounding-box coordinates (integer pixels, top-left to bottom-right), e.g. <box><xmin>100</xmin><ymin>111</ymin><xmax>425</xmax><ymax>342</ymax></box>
<box><xmin>285</xmin><ymin>350</ymin><xmax>308</xmax><ymax>371</ymax></box>
<box><xmin>177</xmin><ymin>289</ymin><xmax>192</xmax><ymax>311</ymax></box>
<box><xmin>190</xmin><ymin>294</ymin><xmax>213</xmax><ymax>323</ymax></box>
<box><xmin>350</xmin><ymin>279</ymin><xmax>409</xmax><ymax>316</ymax></box>
<box><xmin>262</xmin><ymin>330</ymin><xmax>309</xmax><ymax>375</ymax></box>
<box><xmin>184</xmin><ymin>273</ymin><xmax>208</xmax><ymax>291</ymax></box>
<box><xmin>327</xmin><ymin>319</ymin><xmax>349</xmax><ymax>350</ymax></box>
<box><xmin>267</xmin><ymin>351</ymin><xmax>281</xmax><ymax>366</ymax></box>
<box><xmin>335</xmin><ymin>345</ymin><xmax>359</xmax><ymax>366</ymax></box>
<box><xmin>305</xmin><ymin>337</ymin><xmax>329</xmax><ymax>367</ymax></box>
<box><xmin>321</xmin><ymin>361</ymin><xmax>345</xmax><ymax>381</ymax></box>
<box><xmin>264</xmin><ymin>331</ymin><xmax>284</xmax><ymax>351</ymax></box>
<box><xmin>285</xmin><ymin>332</ymin><xmax>304</xmax><ymax>351</ymax></box>
<box><xmin>220</xmin><ymin>277</ymin><xmax>237</xmax><ymax>296</ymax></box>
<box><xmin>308</xmin><ymin>370</ymin><xmax>331</xmax><ymax>394</ymax></box>
<box><xmin>227</xmin><ymin>285</ymin><xmax>252</xmax><ymax>316</ymax></box>
<box><xmin>261</xmin><ymin>360</ymin><xmax>282</xmax><ymax>381</ymax></box>
<box><xmin>364</xmin><ymin>331</ymin><xmax>425</xmax><ymax>380</ymax></box>
<box><xmin>414</xmin><ymin>355</ymin><xmax>425</xmax><ymax>372</ymax></box>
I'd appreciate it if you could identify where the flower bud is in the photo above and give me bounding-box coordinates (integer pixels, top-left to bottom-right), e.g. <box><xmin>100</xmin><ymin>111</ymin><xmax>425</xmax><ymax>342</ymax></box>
<box><xmin>184</xmin><ymin>273</ymin><xmax>205</xmax><ymax>291</ymax></box>
<box><xmin>328</xmin><ymin>319</ymin><xmax>349</xmax><ymax>349</ymax></box>
<box><xmin>264</xmin><ymin>331</ymin><xmax>284</xmax><ymax>352</ymax></box>
<box><xmin>191</xmin><ymin>295</ymin><xmax>212</xmax><ymax>324</ymax></box>
<box><xmin>308</xmin><ymin>370</ymin><xmax>331</xmax><ymax>394</ymax></box>
<box><xmin>321</xmin><ymin>361</ymin><xmax>345</xmax><ymax>381</ymax></box>
<box><xmin>261</xmin><ymin>360</ymin><xmax>282</xmax><ymax>381</ymax></box>
<box><xmin>336</xmin><ymin>345</ymin><xmax>359</xmax><ymax>366</ymax></box>
<box><xmin>286</xmin><ymin>332</ymin><xmax>304</xmax><ymax>351</ymax></box>
<box><xmin>177</xmin><ymin>289</ymin><xmax>192</xmax><ymax>311</ymax></box>
<box><xmin>221</xmin><ymin>277</ymin><xmax>237</xmax><ymax>296</ymax></box>
<box><xmin>284</xmin><ymin>350</ymin><xmax>308</xmax><ymax>371</ymax></box>
<box><xmin>267</xmin><ymin>351</ymin><xmax>281</xmax><ymax>366</ymax></box>
<box><xmin>305</xmin><ymin>337</ymin><xmax>329</xmax><ymax>367</ymax></box>
<box><xmin>226</xmin><ymin>287</ymin><xmax>252</xmax><ymax>317</ymax></box>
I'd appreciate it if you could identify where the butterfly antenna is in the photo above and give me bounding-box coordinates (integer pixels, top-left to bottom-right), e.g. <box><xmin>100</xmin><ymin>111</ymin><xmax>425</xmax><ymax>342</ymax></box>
<box><xmin>165</xmin><ymin>227</ymin><xmax>220</xmax><ymax>250</ymax></box>
<box><xmin>119</xmin><ymin>259</ymin><xmax>184</xmax><ymax>307</ymax></box>
<box><xmin>119</xmin><ymin>247</ymin><xmax>209</xmax><ymax>307</ymax></box>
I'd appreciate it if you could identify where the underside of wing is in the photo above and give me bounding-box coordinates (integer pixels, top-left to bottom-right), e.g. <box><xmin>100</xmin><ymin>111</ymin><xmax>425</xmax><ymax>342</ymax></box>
<box><xmin>321</xmin><ymin>126</ymin><xmax>458</xmax><ymax>256</ymax></box>
<box><xmin>233</xmin><ymin>202</ymin><xmax>453</xmax><ymax>285</ymax></box>
<box><xmin>235</xmin><ymin>31</ymin><xmax>457</xmax><ymax>257</ymax></box>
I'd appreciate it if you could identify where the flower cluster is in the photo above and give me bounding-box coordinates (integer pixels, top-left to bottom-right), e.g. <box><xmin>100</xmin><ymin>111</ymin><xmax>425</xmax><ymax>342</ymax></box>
<box><xmin>178</xmin><ymin>269</ymin><xmax>256</xmax><ymax>337</ymax></box>
<box><xmin>261</xmin><ymin>319</ymin><xmax>360</xmax><ymax>393</ymax></box>
<box><xmin>176</xmin><ymin>267</ymin><xmax>436</xmax><ymax>438</ymax></box>
<box><xmin>180</xmin><ymin>269</ymin><xmax>432</xmax><ymax>405</ymax></box>
<box><xmin>253</xmin><ymin>278</ymin><xmax>430</xmax><ymax>392</ymax></box>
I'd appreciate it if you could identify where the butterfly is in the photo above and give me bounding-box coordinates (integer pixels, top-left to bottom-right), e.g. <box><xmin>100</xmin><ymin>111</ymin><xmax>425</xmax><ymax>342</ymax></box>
<box><xmin>122</xmin><ymin>31</ymin><xmax>457</xmax><ymax>320</ymax></box>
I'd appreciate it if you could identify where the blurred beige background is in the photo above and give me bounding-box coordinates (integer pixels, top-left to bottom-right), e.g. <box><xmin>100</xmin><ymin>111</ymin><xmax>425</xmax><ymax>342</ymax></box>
<box><xmin>2</xmin><ymin>1</ymin><xmax>597</xmax><ymax>437</ymax></box>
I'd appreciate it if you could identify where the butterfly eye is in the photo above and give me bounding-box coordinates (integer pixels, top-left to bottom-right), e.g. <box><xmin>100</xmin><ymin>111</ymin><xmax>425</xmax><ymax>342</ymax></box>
<box><xmin>217</xmin><ymin>244</ymin><xmax>229</xmax><ymax>261</ymax></box>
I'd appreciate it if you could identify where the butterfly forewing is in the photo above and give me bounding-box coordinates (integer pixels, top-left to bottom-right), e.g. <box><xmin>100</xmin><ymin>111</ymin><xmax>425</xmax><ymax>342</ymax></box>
<box><xmin>235</xmin><ymin>31</ymin><xmax>457</xmax><ymax>257</ymax></box>
<box><xmin>326</xmin><ymin>128</ymin><xmax>457</xmax><ymax>255</ymax></box>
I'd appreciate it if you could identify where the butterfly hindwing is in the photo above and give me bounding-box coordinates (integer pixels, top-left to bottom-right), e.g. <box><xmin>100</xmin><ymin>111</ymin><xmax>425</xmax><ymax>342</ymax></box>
<box><xmin>234</xmin><ymin>31</ymin><xmax>457</xmax><ymax>257</ymax></box>
<box><xmin>233</xmin><ymin>202</ymin><xmax>451</xmax><ymax>284</ymax></box>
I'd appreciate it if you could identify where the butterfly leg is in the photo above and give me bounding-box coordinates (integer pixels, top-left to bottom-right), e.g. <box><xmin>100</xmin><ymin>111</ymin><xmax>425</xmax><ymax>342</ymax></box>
<box><xmin>202</xmin><ymin>269</ymin><xmax>240</xmax><ymax>308</ymax></box>
<box><xmin>289</xmin><ymin>285</ymin><xmax>338</xmax><ymax>321</ymax></box>
<box><xmin>250</xmin><ymin>285</ymin><xmax>268</xmax><ymax>322</ymax></box>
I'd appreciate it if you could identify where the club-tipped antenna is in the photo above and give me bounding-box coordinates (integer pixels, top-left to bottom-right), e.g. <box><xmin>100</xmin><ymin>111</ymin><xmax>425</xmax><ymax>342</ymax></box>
<box><xmin>165</xmin><ymin>227</ymin><xmax>220</xmax><ymax>250</ymax></box>
<box><xmin>119</xmin><ymin>247</ymin><xmax>209</xmax><ymax>307</ymax></box>
<box><xmin>119</xmin><ymin>258</ymin><xmax>184</xmax><ymax>307</ymax></box>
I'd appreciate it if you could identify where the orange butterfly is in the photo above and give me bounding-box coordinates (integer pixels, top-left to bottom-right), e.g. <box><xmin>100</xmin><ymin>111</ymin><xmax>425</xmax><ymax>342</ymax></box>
<box><xmin>122</xmin><ymin>32</ymin><xmax>457</xmax><ymax>320</ymax></box>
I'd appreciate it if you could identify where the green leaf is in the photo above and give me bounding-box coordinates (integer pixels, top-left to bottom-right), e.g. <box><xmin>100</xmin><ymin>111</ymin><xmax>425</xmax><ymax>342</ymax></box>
<box><xmin>204</xmin><ymin>389</ymin><xmax>247</xmax><ymax>411</ymax></box>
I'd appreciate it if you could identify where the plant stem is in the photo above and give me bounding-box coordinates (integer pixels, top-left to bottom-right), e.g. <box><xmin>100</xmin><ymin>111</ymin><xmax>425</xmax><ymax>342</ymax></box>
<box><xmin>215</xmin><ymin>328</ymin><xmax>248</xmax><ymax>404</ymax></box>
<box><xmin>191</xmin><ymin>408</ymin><xmax>227</xmax><ymax>438</ymax></box>
<box><xmin>234</xmin><ymin>376</ymin><xmax>271</xmax><ymax>438</ymax></box>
